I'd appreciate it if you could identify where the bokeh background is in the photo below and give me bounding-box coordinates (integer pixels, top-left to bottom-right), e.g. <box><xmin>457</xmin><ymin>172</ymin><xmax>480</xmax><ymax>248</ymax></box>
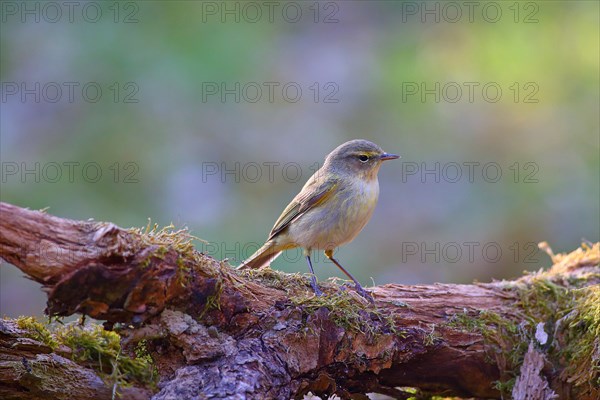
<box><xmin>1</xmin><ymin>1</ymin><xmax>598</xmax><ymax>318</ymax></box>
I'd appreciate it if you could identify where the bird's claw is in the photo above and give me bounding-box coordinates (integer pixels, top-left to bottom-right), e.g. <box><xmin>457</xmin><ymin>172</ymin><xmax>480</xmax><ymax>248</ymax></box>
<box><xmin>355</xmin><ymin>285</ymin><xmax>375</xmax><ymax>303</ymax></box>
<box><xmin>310</xmin><ymin>280</ymin><xmax>324</xmax><ymax>297</ymax></box>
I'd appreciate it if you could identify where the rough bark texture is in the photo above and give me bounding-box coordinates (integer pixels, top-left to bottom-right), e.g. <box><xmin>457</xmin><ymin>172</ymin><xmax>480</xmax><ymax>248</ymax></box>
<box><xmin>0</xmin><ymin>319</ymin><xmax>151</xmax><ymax>400</ymax></box>
<box><xmin>0</xmin><ymin>202</ymin><xmax>598</xmax><ymax>399</ymax></box>
<box><xmin>512</xmin><ymin>343</ymin><xmax>558</xmax><ymax>400</ymax></box>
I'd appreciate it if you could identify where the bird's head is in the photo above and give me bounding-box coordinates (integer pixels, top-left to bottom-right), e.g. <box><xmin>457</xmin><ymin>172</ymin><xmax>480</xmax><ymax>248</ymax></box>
<box><xmin>324</xmin><ymin>139</ymin><xmax>399</xmax><ymax>179</ymax></box>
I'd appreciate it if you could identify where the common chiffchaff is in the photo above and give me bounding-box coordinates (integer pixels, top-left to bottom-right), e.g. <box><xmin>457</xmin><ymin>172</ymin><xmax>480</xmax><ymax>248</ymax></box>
<box><xmin>238</xmin><ymin>139</ymin><xmax>399</xmax><ymax>301</ymax></box>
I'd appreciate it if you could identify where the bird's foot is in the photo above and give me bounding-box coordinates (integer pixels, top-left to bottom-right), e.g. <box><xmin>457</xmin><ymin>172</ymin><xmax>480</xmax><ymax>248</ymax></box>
<box><xmin>354</xmin><ymin>284</ymin><xmax>375</xmax><ymax>303</ymax></box>
<box><xmin>311</xmin><ymin>284</ymin><xmax>324</xmax><ymax>297</ymax></box>
<box><xmin>309</xmin><ymin>276</ymin><xmax>324</xmax><ymax>296</ymax></box>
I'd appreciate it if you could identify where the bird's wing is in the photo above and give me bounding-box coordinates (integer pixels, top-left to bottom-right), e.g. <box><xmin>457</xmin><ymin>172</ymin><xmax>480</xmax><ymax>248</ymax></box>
<box><xmin>267</xmin><ymin>175</ymin><xmax>339</xmax><ymax>241</ymax></box>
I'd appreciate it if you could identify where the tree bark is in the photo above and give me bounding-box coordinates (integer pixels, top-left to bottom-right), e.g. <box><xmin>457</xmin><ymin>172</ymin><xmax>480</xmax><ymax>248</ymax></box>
<box><xmin>0</xmin><ymin>202</ymin><xmax>598</xmax><ymax>399</ymax></box>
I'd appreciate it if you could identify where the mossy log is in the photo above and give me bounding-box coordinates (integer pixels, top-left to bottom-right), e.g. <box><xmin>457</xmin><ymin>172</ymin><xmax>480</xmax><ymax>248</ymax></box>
<box><xmin>0</xmin><ymin>201</ymin><xmax>598</xmax><ymax>400</ymax></box>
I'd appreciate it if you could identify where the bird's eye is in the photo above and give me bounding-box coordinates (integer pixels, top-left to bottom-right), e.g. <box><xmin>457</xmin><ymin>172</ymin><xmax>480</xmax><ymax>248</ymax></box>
<box><xmin>358</xmin><ymin>154</ymin><xmax>369</xmax><ymax>163</ymax></box>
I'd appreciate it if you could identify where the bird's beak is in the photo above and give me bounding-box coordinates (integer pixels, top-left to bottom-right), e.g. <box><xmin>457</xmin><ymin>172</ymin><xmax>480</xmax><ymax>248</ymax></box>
<box><xmin>380</xmin><ymin>153</ymin><xmax>400</xmax><ymax>161</ymax></box>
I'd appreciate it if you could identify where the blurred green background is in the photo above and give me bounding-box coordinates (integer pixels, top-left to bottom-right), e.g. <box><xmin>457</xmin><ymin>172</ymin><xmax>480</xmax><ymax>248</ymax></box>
<box><xmin>1</xmin><ymin>1</ymin><xmax>598</xmax><ymax>318</ymax></box>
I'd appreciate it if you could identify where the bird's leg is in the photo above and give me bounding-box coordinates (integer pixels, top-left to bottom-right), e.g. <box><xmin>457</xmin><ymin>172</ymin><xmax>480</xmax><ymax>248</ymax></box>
<box><xmin>305</xmin><ymin>254</ymin><xmax>323</xmax><ymax>296</ymax></box>
<box><xmin>325</xmin><ymin>250</ymin><xmax>374</xmax><ymax>303</ymax></box>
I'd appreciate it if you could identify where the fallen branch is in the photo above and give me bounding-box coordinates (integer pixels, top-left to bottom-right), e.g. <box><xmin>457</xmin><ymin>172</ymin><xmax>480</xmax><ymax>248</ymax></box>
<box><xmin>0</xmin><ymin>202</ymin><xmax>598</xmax><ymax>399</ymax></box>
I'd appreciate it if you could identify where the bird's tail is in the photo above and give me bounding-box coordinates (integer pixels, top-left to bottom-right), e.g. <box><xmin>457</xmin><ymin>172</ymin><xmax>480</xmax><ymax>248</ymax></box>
<box><xmin>237</xmin><ymin>240</ymin><xmax>283</xmax><ymax>270</ymax></box>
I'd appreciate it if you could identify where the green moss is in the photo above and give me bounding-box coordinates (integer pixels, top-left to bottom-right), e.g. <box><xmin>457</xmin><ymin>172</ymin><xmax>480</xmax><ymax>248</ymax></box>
<box><xmin>56</xmin><ymin>324</ymin><xmax>155</xmax><ymax>384</ymax></box>
<box><xmin>13</xmin><ymin>317</ymin><xmax>156</xmax><ymax>389</ymax></box>
<box><xmin>513</xmin><ymin>277</ymin><xmax>571</xmax><ymax>323</ymax></box>
<box><xmin>446</xmin><ymin>310</ymin><xmax>489</xmax><ymax>332</ymax></box>
<box><xmin>130</xmin><ymin>220</ymin><xmax>204</xmax><ymax>252</ymax></box>
<box><xmin>199</xmin><ymin>277</ymin><xmax>224</xmax><ymax>319</ymax></box>
<box><xmin>237</xmin><ymin>268</ymin><xmax>403</xmax><ymax>337</ymax></box>
<box><xmin>445</xmin><ymin>308</ymin><xmax>525</xmax><ymax>395</ymax></box>
<box><xmin>444</xmin><ymin>250</ymin><xmax>599</xmax><ymax>397</ymax></box>
<box><xmin>129</xmin><ymin>220</ymin><xmax>211</xmax><ymax>272</ymax></box>
<box><xmin>492</xmin><ymin>378</ymin><xmax>516</xmax><ymax>395</ymax></box>
<box><xmin>423</xmin><ymin>325</ymin><xmax>441</xmax><ymax>346</ymax></box>
<box><xmin>395</xmin><ymin>387</ymin><xmax>458</xmax><ymax>400</ymax></box>
<box><xmin>291</xmin><ymin>291</ymin><xmax>366</xmax><ymax>332</ymax></box>
<box><xmin>558</xmin><ymin>285</ymin><xmax>600</xmax><ymax>389</ymax></box>
<box><xmin>237</xmin><ymin>267</ymin><xmax>311</xmax><ymax>294</ymax></box>
<box><xmin>512</xmin><ymin>276</ymin><xmax>599</xmax><ymax>394</ymax></box>
<box><xmin>128</xmin><ymin>221</ymin><xmax>222</xmax><ymax>297</ymax></box>
<box><xmin>16</xmin><ymin>316</ymin><xmax>59</xmax><ymax>349</ymax></box>
<box><xmin>289</xmin><ymin>289</ymin><xmax>400</xmax><ymax>337</ymax></box>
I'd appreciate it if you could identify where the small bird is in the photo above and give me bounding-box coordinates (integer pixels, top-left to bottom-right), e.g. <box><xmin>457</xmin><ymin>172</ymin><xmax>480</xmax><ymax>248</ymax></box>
<box><xmin>238</xmin><ymin>139</ymin><xmax>399</xmax><ymax>301</ymax></box>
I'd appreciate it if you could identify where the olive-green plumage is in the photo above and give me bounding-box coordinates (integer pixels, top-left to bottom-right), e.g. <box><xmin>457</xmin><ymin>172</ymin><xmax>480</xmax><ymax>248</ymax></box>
<box><xmin>238</xmin><ymin>139</ymin><xmax>399</xmax><ymax>301</ymax></box>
